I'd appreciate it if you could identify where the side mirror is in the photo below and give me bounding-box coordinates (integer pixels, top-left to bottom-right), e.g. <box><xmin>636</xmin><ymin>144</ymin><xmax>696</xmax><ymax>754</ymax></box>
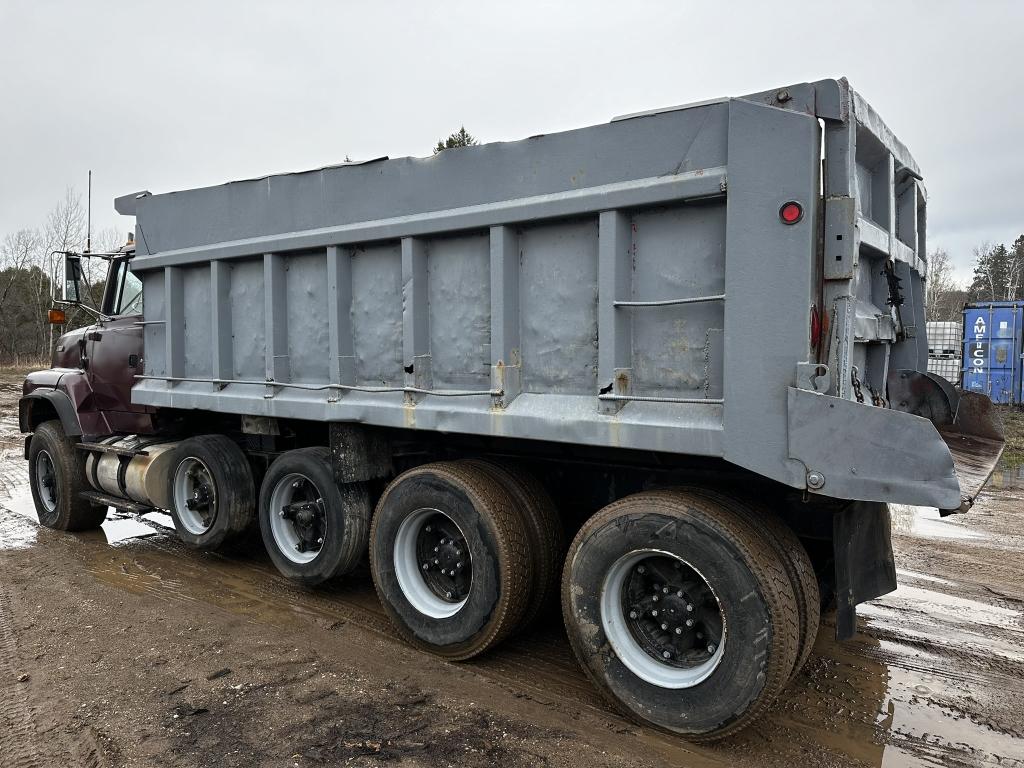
<box><xmin>63</xmin><ymin>253</ymin><xmax>83</xmax><ymax>303</ymax></box>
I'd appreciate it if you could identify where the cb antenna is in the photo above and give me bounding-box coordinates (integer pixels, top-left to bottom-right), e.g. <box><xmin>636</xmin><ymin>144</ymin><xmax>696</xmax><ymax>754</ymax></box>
<box><xmin>86</xmin><ymin>169</ymin><xmax>92</xmax><ymax>254</ymax></box>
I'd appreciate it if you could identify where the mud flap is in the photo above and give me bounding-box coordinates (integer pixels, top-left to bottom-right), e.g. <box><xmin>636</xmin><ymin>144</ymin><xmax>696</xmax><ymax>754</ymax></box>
<box><xmin>833</xmin><ymin>501</ymin><xmax>896</xmax><ymax>641</ymax></box>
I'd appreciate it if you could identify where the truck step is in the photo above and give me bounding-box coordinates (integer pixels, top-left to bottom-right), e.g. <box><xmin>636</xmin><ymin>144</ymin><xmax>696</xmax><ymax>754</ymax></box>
<box><xmin>77</xmin><ymin>441</ymin><xmax>150</xmax><ymax>458</ymax></box>
<box><xmin>79</xmin><ymin>491</ymin><xmax>155</xmax><ymax>515</ymax></box>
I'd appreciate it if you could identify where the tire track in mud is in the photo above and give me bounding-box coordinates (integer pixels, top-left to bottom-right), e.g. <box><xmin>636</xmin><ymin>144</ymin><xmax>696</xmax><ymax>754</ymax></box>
<box><xmin>0</xmin><ymin>585</ymin><xmax>45</xmax><ymax>768</ymax></box>
<box><xmin>89</xmin><ymin>532</ymin><xmax>611</xmax><ymax>709</ymax></box>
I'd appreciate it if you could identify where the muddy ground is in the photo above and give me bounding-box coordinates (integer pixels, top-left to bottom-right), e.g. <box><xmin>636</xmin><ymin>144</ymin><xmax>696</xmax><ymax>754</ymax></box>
<box><xmin>1</xmin><ymin>373</ymin><xmax>1022</xmax><ymax>768</ymax></box>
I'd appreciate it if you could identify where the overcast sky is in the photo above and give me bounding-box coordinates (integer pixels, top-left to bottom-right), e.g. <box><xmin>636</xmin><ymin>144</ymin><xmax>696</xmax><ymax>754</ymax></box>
<box><xmin>2</xmin><ymin>1</ymin><xmax>1021</xmax><ymax>282</ymax></box>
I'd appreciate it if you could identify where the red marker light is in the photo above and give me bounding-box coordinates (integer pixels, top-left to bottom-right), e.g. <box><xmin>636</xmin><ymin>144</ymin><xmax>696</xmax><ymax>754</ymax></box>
<box><xmin>780</xmin><ymin>201</ymin><xmax>803</xmax><ymax>224</ymax></box>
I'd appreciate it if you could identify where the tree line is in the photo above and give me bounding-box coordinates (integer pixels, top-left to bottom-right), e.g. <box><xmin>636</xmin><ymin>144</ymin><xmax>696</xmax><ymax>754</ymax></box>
<box><xmin>926</xmin><ymin>237</ymin><xmax>1024</xmax><ymax>322</ymax></box>
<box><xmin>0</xmin><ymin>189</ymin><xmax>121</xmax><ymax>367</ymax></box>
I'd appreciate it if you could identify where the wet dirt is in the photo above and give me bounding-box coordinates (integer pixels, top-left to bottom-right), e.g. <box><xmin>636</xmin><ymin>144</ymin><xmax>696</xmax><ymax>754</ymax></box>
<box><xmin>1</xmin><ymin>374</ymin><xmax>1023</xmax><ymax>767</ymax></box>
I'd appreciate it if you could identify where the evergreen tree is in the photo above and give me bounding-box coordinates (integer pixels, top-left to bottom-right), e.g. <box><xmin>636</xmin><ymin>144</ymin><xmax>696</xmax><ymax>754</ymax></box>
<box><xmin>433</xmin><ymin>127</ymin><xmax>478</xmax><ymax>154</ymax></box>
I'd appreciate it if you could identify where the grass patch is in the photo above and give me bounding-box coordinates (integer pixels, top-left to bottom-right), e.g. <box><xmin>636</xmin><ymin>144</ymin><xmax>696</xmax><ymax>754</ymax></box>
<box><xmin>998</xmin><ymin>406</ymin><xmax>1024</xmax><ymax>468</ymax></box>
<box><xmin>0</xmin><ymin>364</ymin><xmax>47</xmax><ymax>378</ymax></box>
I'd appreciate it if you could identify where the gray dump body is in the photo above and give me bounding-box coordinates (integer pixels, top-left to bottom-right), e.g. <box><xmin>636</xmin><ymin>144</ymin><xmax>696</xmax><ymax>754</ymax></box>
<box><xmin>123</xmin><ymin>78</ymin><xmax>1002</xmax><ymax>511</ymax></box>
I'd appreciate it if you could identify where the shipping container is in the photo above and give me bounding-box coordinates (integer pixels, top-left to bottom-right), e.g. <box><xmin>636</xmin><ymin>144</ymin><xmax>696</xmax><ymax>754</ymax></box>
<box><xmin>962</xmin><ymin>302</ymin><xmax>1024</xmax><ymax>404</ymax></box>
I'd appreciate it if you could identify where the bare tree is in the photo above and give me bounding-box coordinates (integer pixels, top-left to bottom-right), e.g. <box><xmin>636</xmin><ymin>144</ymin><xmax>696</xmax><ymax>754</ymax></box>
<box><xmin>924</xmin><ymin>247</ymin><xmax>962</xmax><ymax>321</ymax></box>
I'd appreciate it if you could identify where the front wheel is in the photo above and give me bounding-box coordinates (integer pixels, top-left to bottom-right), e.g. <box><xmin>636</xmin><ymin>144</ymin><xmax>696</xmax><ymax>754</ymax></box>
<box><xmin>27</xmin><ymin>420</ymin><xmax>106</xmax><ymax>531</ymax></box>
<box><xmin>561</xmin><ymin>489</ymin><xmax>799</xmax><ymax>742</ymax></box>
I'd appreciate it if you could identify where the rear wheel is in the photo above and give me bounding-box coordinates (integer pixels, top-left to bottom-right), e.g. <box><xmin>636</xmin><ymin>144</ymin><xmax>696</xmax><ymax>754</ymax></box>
<box><xmin>166</xmin><ymin>435</ymin><xmax>255</xmax><ymax>551</ymax></box>
<box><xmin>682</xmin><ymin>488</ymin><xmax>821</xmax><ymax>681</ymax></box>
<box><xmin>369</xmin><ymin>461</ymin><xmax>531</xmax><ymax>660</ymax></box>
<box><xmin>258</xmin><ymin>447</ymin><xmax>370</xmax><ymax>585</ymax></box>
<box><xmin>27</xmin><ymin>420</ymin><xmax>106</xmax><ymax>531</ymax></box>
<box><xmin>561</xmin><ymin>489</ymin><xmax>799</xmax><ymax>741</ymax></box>
<box><xmin>463</xmin><ymin>460</ymin><xmax>564</xmax><ymax>629</ymax></box>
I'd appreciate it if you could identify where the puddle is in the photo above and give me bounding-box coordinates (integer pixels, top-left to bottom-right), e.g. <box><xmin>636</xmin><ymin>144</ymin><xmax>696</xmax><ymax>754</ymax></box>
<box><xmin>862</xmin><ymin>583</ymin><xmax>1024</xmax><ymax>664</ymax></box>
<box><xmin>889</xmin><ymin>504</ymin><xmax>986</xmax><ymax>541</ymax></box>
<box><xmin>988</xmin><ymin>464</ymin><xmax>1024</xmax><ymax>490</ymax></box>
<box><xmin>101</xmin><ymin>516</ymin><xmax>159</xmax><ymax>544</ymax></box>
<box><xmin>894</xmin><ymin>568</ymin><xmax>956</xmax><ymax>587</ymax></box>
<box><xmin>873</xmin><ymin>639</ymin><xmax>1024</xmax><ymax>767</ymax></box>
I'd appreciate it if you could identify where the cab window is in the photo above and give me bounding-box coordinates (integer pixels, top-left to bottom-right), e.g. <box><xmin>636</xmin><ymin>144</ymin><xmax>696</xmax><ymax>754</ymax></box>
<box><xmin>105</xmin><ymin>259</ymin><xmax>144</xmax><ymax>316</ymax></box>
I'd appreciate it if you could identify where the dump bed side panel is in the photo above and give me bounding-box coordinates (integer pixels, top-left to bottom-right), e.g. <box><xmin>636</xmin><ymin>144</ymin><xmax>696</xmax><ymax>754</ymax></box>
<box><xmin>130</xmin><ymin>80</ymin><xmax>974</xmax><ymax>506</ymax></box>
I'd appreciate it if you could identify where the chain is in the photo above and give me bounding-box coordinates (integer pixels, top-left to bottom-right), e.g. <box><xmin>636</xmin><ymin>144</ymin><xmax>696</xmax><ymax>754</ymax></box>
<box><xmin>851</xmin><ymin>365</ymin><xmax>865</xmax><ymax>404</ymax></box>
<box><xmin>868</xmin><ymin>384</ymin><xmax>886</xmax><ymax>408</ymax></box>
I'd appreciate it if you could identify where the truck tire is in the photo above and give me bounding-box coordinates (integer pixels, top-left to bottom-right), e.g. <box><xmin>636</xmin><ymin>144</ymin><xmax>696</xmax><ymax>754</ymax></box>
<box><xmin>682</xmin><ymin>488</ymin><xmax>821</xmax><ymax>681</ymax></box>
<box><xmin>27</xmin><ymin>420</ymin><xmax>106</xmax><ymax>531</ymax></box>
<box><xmin>369</xmin><ymin>461</ymin><xmax>531</xmax><ymax>660</ymax></box>
<box><xmin>561</xmin><ymin>489</ymin><xmax>799</xmax><ymax>742</ymax></box>
<box><xmin>464</xmin><ymin>460</ymin><xmax>564</xmax><ymax>629</ymax></box>
<box><xmin>258</xmin><ymin>447</ymin><xmax>370</xmax><ymax>585</ymax></box>
<box><xmin>165</xmin><ymin>435</ymin><xmax>255</xmax><ymax>551</ymax></box>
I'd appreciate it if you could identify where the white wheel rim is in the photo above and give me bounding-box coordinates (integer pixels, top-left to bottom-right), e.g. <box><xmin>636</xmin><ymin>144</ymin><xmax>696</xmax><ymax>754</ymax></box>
<box><xmin>393</xmin><ymin>507</ymin><xmax>472</xmax><ymax>619</ymax></box>
<box><xmin>268</xmin><ymin>472</ymin><xmax>326</xmax><ymax>565</ymax></box>
<box><xmin>600</xmin><ymin>549</ymin><xmax>727</xmax><ymax>689</ymax></box>
<box><xmin>172</xmin><ymin>457</ymin><xmax>217</xmax><ymax>535</ymax></box>
<box><xmin>35</xmin><ymin>449</ymin><xmax>58</xmax><ymax>513</ymax></box>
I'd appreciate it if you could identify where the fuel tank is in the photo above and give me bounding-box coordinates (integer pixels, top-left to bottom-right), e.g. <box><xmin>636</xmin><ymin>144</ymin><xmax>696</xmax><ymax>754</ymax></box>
<box><xmin>84</xmin><ymin>436</ymin><xmax>181</xmax><ymax>509</ymax></box>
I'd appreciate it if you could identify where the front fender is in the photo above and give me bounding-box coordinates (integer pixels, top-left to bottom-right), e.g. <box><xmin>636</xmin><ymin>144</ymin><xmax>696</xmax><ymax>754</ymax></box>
<box><xmin>19</xmin><ymin>390</ymin><xmax>83</xmax><ymax>436</ymax></box>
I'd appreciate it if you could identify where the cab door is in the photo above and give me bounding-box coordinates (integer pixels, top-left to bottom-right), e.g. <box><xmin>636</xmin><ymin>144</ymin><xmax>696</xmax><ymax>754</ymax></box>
<box><xmin>85</xmin><ymin>257</ymin><xmax>152</xmax><ymax>433</ymax></box>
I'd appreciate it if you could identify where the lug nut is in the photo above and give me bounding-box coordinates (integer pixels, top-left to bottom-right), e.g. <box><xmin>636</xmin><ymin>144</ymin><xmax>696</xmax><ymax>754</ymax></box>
<box><xmin>445</xmin><ymin>591</ymin><xmax>453</xmax><ymax>599</ymax></box>
<box><xmin>425</xmin><ymin>525</ymin><xmax>432</xmax><ymax>533</ymax></box>
<box><xmin>434</xmin><ymin>546</ymin><xmax>439</xmax><ymax>552</ymax></box>
<box><xmin>651</xmin><ymin>610</ymin><xmax>658</xmax><ymax>617</ymax></box>
<box><xmin>629</xmin><ymin>611</ymin><xmax>638</xmax><ymax>619</ymax></box>
<box><xmin>676</xmin><ymin>590</ymin><xmax>683</xmax><ymax>598</ymax></box>
<box><xmin>433</xmin><ymin>558</ymin><xmax>439</xmax><ymax>565</ymax></box>
<box><xmin>707</xmin><ymin>644</ymin><xmax>716</xmax><ymax>654</ymax></box>
<box><xmin>686</xmin><ymin>618</ymin><xmax>694</xmax><ymax>627</ymax></box>
<box><xmin>662</xmin><ymin>650</ymin><xmax>671</xmax><ymax>660</ymax></box>
<box><xmin>652</xmin><ymin>595</ymin><xmax>659</xmax><ymax>602</ymax></box>
<box><xmin>440</xmin><ymin>538</ymin><xmax>448</xmax><ymax>545</ymax></box>
<box><xmin>686</xmin><ymin>604</ymin><xmax>694</xmax><ymax>612</ymax></box>
<box><xmin>317</xmin><ymin>538</ymin><xmax>323</xmax><ymax>545</ymax></box>
<box><xmin>660</xmin><ymin>623</ymin><xmax>668</xmax><ymax>631</ymax></box>
<box><xmin>662</xmin><ymin>587</ymin><xmax>669</xmax><ymax>594</ymax></box>
<box><xmin>674</xmin><ymin>627</ymin><xmax>683</xmax><ymax>635</ymax></box>
<box><xmin>422</xmin><ymin>563</ymin><xmax>430</xmax><ymax>570</ymax></box>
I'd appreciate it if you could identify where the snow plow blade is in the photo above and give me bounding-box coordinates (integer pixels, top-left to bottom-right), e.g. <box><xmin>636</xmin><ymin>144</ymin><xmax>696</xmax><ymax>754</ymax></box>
<box><xmin>937</xmin><ymin>391</ymin><xmax>1005</xmax><ymax>515</ymax></box>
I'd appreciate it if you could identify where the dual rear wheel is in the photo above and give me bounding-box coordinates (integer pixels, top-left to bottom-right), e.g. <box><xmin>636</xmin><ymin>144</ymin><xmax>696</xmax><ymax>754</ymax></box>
<box><xmin>368</xmin><ymin>460</ymin><xmax>563</xmax><ymax>660</ymax></box>
<box><xmin>561</xmin><ymin>489</ymin><xmax>813</xmax><ymax>740</ymax></box>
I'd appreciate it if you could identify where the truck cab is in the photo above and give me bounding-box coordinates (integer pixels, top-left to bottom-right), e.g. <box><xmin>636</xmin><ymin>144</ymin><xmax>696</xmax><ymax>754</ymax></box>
<box><xmin>21</xmin><ymin>244</ymin><xmax>152</xmax><ymax>440</ymax></box>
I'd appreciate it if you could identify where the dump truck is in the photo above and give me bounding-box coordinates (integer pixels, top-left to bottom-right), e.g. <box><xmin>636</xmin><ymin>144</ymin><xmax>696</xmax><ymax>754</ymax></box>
<box><xmin>20</xmin><ymin>77</ymin><xmax>1005</xmax><ymax>741</ymax></box>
